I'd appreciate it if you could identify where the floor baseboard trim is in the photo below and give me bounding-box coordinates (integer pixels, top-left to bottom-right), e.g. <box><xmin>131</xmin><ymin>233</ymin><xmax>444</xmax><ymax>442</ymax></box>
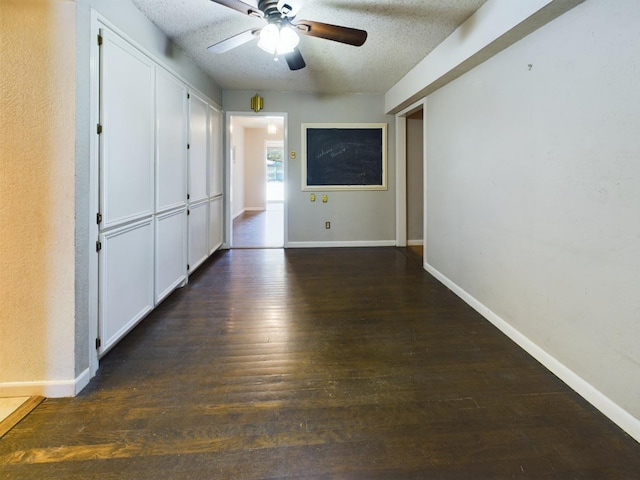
<box><xmin>0</xmin><ymin>368</ymin><xmax>92</xmax><ymax>399</ymax></box>
<box><xmin>287</xmin><ymin>240</ymin><xmax>397</xmax><ymax>248</ymax></box>
<box><xmin>424</xmin><ymin>261</ymin><xmax>640</xmax><ymax>443</ymax></box>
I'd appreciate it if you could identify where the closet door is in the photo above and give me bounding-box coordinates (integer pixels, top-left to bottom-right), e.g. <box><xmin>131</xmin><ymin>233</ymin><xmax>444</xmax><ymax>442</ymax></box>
<box><xmin>99</xmin><ymin>29</ymin><xmax>155</xmax><ymax>229</ymax></box>
<box><xmin>156</xmin><ymin>68</ymin><xmax>187</xmax><ymax>212</ymax></box>
<box><xmin>99</xmin><ymin>219</ymin><xmax>154</xmax><ymax>353</ymax></box>
<box><xmin>209</xmin><ymin>196</ymin><xmax>223</xmax><ymax>254</ymax></box>
<box><xmin>208</xmin><ymin>104</ymin><xmax>223</xmax><ymax>253</ymax></box>
<box><xmin>155</xmin><ymin>208</ymin><xmax>187</xmax><ymax>303</ymax></box>
<box><xmin>188</xmin><ymin>200</ymin><xmax>209</xmax><ymax>272</ymax></box>
<box><xmin>208</xmin><ymin>105</ymin><xmax>223</xmax><ymax>197</ymax></box>
<box><xmin>188</xmin><ymin>93</ymin><xmax>209</xmax><ymax>273</ymax></box>
<box><xmin>155</xmin><ymin>68</ymin><xmax>188</xmax><ymax>301</ymax></box>
<box><xmin>189</xmin><ymin>93</ymin><xmax>208</xmax><ymax>203</ymax></box>
<box><xmin>98</xmin><ymin>27</ymin><xmax>155</xmax><ymax>355</ymax></box>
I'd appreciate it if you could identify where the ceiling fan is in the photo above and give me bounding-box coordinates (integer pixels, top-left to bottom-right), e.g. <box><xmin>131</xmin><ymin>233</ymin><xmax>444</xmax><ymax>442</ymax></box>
<box><xmin>207</xmin><ymin>0</ymin><xmax>368</xmax><ymax>71</ymax></box>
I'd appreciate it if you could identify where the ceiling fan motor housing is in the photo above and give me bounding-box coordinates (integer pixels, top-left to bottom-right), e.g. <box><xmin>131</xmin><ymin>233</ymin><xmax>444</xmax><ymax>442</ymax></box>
<box><xmin>258</xmin><ymin>0</ymin><xmax>289</xmax><ymax>21</ymax></box>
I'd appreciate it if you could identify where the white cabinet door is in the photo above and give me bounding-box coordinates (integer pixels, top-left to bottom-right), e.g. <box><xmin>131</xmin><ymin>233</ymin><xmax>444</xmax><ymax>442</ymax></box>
<box><xmin>99</xmin><ymin>28</ymin><xmax>155</xmax><ymax>229</ymax></box>
<box><xmin>208</xmin><ymin>105</ymin><xmax>223</xmax><ymax>197</ymax></box>
<box><xmin>156</xmin><ymin>68</ymin><xmax>187</xmax><ymax>213</ymax></box>
<box><xmin>99</xmin><ymin>218</ymin><xmax>154</xmax><ymax>354</ymax></box>
<box><xmin>188</xmin><ymin>200</ymin><xmax>209</xmax><ymax>273</ymax></box>
<box><xmin>155</xmin><ymin>207</ymin><xmax>187</xmax><ymax>304</ymax></box>
<box><xmin>189</xmin><ymin>93</ymin><xmax>208</xmax><ymax>203</ymax></box>
<box><xmin>209</xmin><ymin>195</ymin><xmax>223</xmax><ymax>254</ymax></box>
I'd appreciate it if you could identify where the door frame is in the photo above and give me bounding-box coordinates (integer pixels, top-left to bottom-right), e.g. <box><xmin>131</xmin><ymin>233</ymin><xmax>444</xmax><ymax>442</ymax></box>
<box><xmin>395</xmin><ymin>98</ymin><xmax>427</xmax><ymax>261</ymax></box>
<box><xmin>224</xmin><ymin>111</ymin><xmax>289</xmax><ymax>249</ymax></box>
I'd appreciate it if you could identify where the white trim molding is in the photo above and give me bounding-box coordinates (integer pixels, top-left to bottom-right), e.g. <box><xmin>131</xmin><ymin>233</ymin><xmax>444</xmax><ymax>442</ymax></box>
<box><xmin>287</xmin><ymin>240</ymin><xmax>396</xmax><ymax>249</ymax></box>
<box><xmin>424</xmin><ymin>261</ymin><xmax>640</xmax><ymax>443</ymax></box>
<box><xmin>0</xmin><ymin>369</ymin><xmax>92</xmax><ymax>398</ymax></box>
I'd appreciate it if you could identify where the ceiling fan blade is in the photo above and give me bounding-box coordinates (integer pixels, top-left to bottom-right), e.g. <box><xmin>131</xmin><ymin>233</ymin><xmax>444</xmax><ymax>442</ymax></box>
<box><xmin>210</xmin><ymin>0</ymin><xmax>264</xmax><ymax>18</ymax></box>
<box><xmin>284</xmin><ymin>47</ymin><xmax>306</xmax><ymax>71</ymax></box>
<box><xmin>207</xmin><ymin>29</ymin><xmax>261</xmax><ymax>54</ymax></box>
<box><xmin>293</xmin><ymin>20</ymin><xmax>367</xmax><ymax>46</ymax></box>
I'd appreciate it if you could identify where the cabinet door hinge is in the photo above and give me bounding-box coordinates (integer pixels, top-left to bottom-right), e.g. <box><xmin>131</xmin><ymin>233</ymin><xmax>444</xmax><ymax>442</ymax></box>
<box><xmin>187</xmin><ymin>264</ymin><xmax>190</xmax><ymax>271</ymax></box>
<box><xmin>187</xmin><ymin>193</ymin><xmax>190</xmax><ymax>200</ymax></box>
<box><xmin>97</xmin><ymin>34</ymin><xmax>103</xmax><ymax>46</ymax></box>
<box><xmin>97</xmin><ymin>124</ymin><xmax>103</xmax><ymax>134</ymax></box>
<box><xmin>96</xmin><ymin>212</ymin><xmax>102</xmax><ymax>225</ymax></box>
<box><xmin>96</xmin><ymin>241</ymin><xmax>102</xmax><ymax>252</ymax></box>
<box><xmin>95</xmin><ymin>338</ymin><xmax>101</xmax><ymax>349</ymax></box>
<box><xmin>187</xmin><ymin>93</ymin><xmax>190</xmax><ymax>99</ymax></box>
<box><xmin>187</xmin><ymin>143</ymin><xmax>190</xmax><ymax>150</ymax></box>
<box><xmin>187</xmin><ymin>209</ymin><xmax>190</xmax><ymax>216</ymax></box>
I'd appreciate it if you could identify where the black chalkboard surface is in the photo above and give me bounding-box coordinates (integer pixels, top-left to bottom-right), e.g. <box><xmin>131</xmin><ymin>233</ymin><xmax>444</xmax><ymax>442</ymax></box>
<box><xmin>303</xmin><ymin>124</ymin><xmax>387</xmax><ymax>190</ymax></box>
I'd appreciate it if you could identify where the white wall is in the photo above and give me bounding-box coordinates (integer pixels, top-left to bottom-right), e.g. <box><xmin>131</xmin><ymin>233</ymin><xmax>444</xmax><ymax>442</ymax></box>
<box><xmin>406</xmin><ymin>112</ymin><xmax>424</xmax><ymax>243</ymax></box>
<box><xmin>244</xmin><ymin>128</ymin><xmax>267</xmax><ymax>210</ymax></box>
<box><xmin>230</xmin><ymin>121</ymin><xmax>245</xmax><ymax>218</ymax></box>
<box><xmin>425</xmin><ymin>0</ymin><xmax>640</xmax><ymax>434</ymax></box>
<box><xmin>223</xmin><ymin>92</ymin><xmax>396</xmax><ymax>246</ymax></box>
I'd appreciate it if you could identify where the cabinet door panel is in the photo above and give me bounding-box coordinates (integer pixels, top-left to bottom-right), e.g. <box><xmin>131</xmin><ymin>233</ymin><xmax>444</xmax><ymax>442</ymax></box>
<box><xmin>156</xmin><ymin>208</ymin><xmax>187</xmax><ymax>303</ymax></box>
<box><xmin>156</xmin><ymin>69</ymin><xmax>187</xmax><ymax>212</ymax></box>
<box><xmin>188</xmin><ymin>201</ymin><xmax>208</xmax><ymax>273</ymax></box>
<box><xmin>99</xmin><ymin>218</ymin><xmax>154</xmax><ymax>354</ymax></box>
<box><xmin>209</xmin><ymin>196</ymin><xmax>223</xmax><ymax>254</ymax></box>
<box><xmin>100</xmin><ymin>29</ymin><xmax>154</xmax><ymax>228</ymax></box>
<box><xmin>209</xmin><ymin>105</ymin><xmax>223</xmax><ymax>197</ymax></box>
<box><xmin>189</xmin><ymin>94</ymin><xmax>208</xmax><ymax>203</ymax></box>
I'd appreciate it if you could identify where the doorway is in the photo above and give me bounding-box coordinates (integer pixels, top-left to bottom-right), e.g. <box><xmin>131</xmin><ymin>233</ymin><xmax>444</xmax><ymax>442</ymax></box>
<box><xmin>395</xmin><ymin>99</ymin><xmax>427</xmax><ymax>265</ymax></box>
<box><xmin>228</xmin><ymin>114</ymin><xmax>285</xmax><ymax>248</ymax></box>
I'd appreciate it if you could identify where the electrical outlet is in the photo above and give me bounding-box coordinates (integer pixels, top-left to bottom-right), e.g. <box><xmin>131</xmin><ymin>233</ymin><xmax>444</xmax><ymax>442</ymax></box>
<box><xmin>325</xmin><ymin>221</ymin><xmax>331</xmax><ymax>229</ymax></box>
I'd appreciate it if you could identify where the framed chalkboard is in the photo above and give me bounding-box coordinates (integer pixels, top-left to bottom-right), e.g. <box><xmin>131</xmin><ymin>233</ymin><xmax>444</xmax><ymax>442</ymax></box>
<box><xmin>302</xmin><ymin>123</ymin><xmax>387</xmax><ymax>191</ymax></box>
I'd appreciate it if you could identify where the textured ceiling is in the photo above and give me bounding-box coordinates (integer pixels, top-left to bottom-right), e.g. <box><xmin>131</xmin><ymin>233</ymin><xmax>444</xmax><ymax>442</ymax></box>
<box><xmin>131</xmin><ymin>0</ymin><xmax>488</xmax><ymax>95</ymax></box>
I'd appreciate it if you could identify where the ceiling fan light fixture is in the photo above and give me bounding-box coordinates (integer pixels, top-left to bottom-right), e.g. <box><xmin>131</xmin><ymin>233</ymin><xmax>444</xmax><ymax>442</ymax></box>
<box><xmin>258</xmin><ymin>23</ymin><xmax>299</xmax><ymax>56</ymax></box>
<box><xmin>278</xmin><ymin>26</ymin><xmax>299</xmax><ymax>54</ymax></box>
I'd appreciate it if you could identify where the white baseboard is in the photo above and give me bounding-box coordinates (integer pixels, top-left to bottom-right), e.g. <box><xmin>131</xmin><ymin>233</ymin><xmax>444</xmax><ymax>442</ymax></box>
<box><xmin>244</xmin><ymin>206</ymin><xmax>266</xmax><ymax>212</ymax></box>
<box><xmin>407</xmin><ymin>239</ymin><xmax>423</xmax><ymax>246</ymax></box>
<box><xmin>424</xmin><ymin>261</ymin><xmax>640</xmax><ymax>443</ymax></box>
<box><xmin>232</xmin><ymin>209</ymin><xmax>245</xmax><ymax>220</ymax></box>
<box><xmin>286</xmin><ymin>240</ymin><xmax>397</xmax><ymax>248</ymax></box>
<box><xmin>0</xmin><ymin>368</ymin><xmax>92</xmax><ymax>398</ymax></box>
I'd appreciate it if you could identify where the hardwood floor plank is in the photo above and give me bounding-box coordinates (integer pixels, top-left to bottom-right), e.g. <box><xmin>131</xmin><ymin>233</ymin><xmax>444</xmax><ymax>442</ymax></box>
<box><xmin>1</xmin><ymin>248</ymin><xmax>638</xmax><ymax>479</ymax></box>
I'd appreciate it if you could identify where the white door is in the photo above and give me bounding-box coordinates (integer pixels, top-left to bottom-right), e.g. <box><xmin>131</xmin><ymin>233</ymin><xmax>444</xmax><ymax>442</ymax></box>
<box><xmin>156</xmin><ymin>68</ymin><xmax>188</xmax><ymax>212</ymax></box>
<box><xmin>99</xmin><ymin>29</ymin><xmax>155</xmax><ymax>229</ymax></box>
<box><xmin>188</xmin><ymin>93</ymin><xmax>209</xmax><ymax>273</ymax></box>
<box><xmin>98</xmin><ymin>28</ymin><xmax>155</xmax><ymax>354</ymax></box>
<box><xmin>189</xmin><ymin>93</ymin><xmax>208</xmax><ymax>203</ymax></box>
<box><xmin>188</xmin><ymin>200</ymin><xmax>209</xmax><ymax>272</ymax></box>
<box><xmin>155</xmin><ymin>68</ymin><xmax>188</xmax><ymax>300</ymax></box>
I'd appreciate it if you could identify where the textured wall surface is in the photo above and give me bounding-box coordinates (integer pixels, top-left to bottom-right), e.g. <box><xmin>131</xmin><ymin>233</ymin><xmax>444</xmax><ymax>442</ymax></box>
<box><xmin>425</xmin><ymin>0</ymin><xmax>640</xmax><ymax>421</ymax></box>
<box><xmin>0</xmin><ymin>0</ymin><xmax>76</xmax><ymax>387</ymax></box>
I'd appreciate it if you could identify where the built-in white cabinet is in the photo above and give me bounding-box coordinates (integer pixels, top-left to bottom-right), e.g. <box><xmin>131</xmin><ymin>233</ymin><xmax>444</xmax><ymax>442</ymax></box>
<box><xmin>155</xmin><ymin>208</ymin><xmax>187</xmax><ymax>303</ymax></box>
<box><xmin>96</xmin><ymin>24</ymin><xmax>223</xmax><ymax>355</ymax></box>
<box><xmin>209</xmin><ymin>195</ymin><xmax>223</xmax><ymax>254</ymax></box>
<box><xmin>99</xmin><ymin>28</ymin><xmax>155</xmax><ymax>229</ymax></box>
<box><xmin>209</xmin><ymin>105</ymin><xmax>223</xmax><ymax>197</ymax></box>
<box><xmin>189</xmin><ymin>94</ymin><xmax>209</xmax><ymax>203</ymax></box>
<box><xmin>99</xmin><ymin>219</ymin><xmax>154</xmax><ymax>353</ymax></box>
<box><xmin>156</xmin><ymin>68</ymin><xmax>188</xmax><ymax>212</ymax></box>
<box><xmin>188</xmin><ymin>200</ymin><xmax>209</xmax><ymax>272</ymax></box>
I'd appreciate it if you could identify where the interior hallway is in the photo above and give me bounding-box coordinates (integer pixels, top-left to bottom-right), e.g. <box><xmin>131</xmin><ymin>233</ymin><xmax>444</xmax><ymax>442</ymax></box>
<box><xmin>1</xmin><ymin>248</ymin><xmax>639</xmax><ymax>479</ymax></box>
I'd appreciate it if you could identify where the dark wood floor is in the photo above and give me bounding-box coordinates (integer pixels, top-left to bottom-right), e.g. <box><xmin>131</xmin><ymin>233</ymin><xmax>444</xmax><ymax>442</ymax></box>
<box><xmin>1</xmin><ymin>248</ymin><xmax>639</xmax><ymax>479</ymax></box>
<box><xmin>233</xmin><ymin>202</ymin><xmax>283</xmax><ymax>248</ymax></box>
